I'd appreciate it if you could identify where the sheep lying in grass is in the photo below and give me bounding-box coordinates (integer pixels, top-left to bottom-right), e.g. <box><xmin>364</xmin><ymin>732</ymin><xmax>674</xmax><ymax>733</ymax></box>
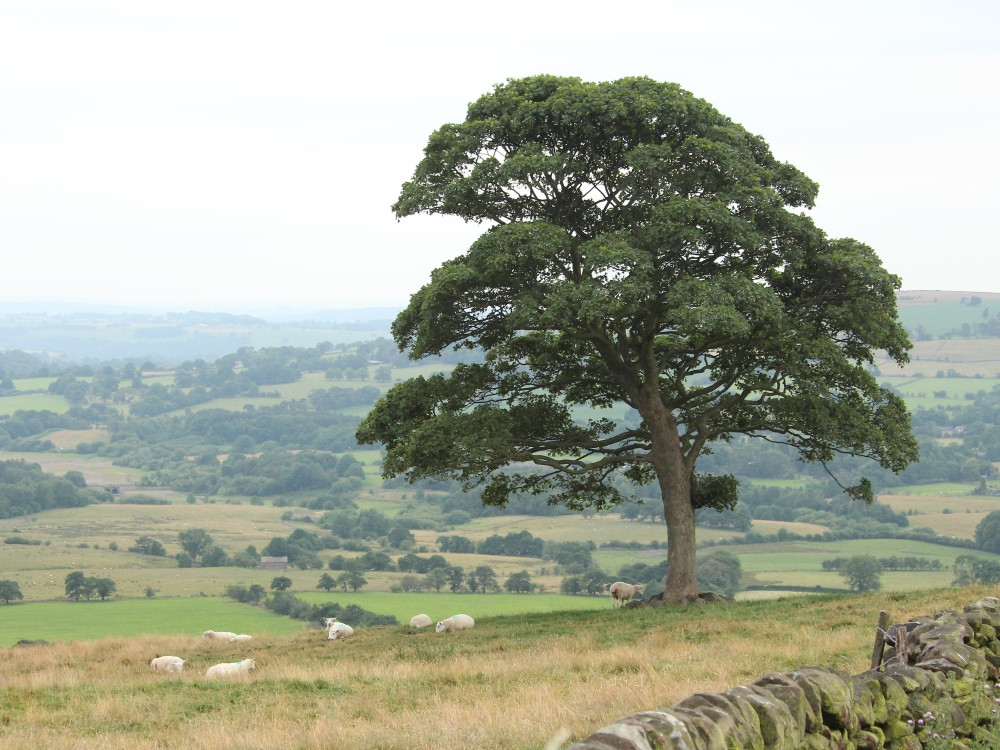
<box><xmin>229</xmin><ymin>634</ymin><xmax>253</xmax><ymax>643</ymax></box>
<box><xmin>436</xmin><ymin>614</ymin><xmax>474</xmax><ymax>633</ymax></box>
<box><xmin>205</xmin><ymin>658</ymin><xmax>256</xmax><ymax>678</ymax></box>
<box><xmin>609</xmin><ymin>581</ymin><xmax>645</xmax><ymax>607</ymax></box>
<box><xmin>324</xmin><ymin>617</ymin><xmax>354</xmax><ymax>640</ymax></box>
<box><xmin>409</xmin><ymin>614</ymin><xmax>433</xmax><ymax>629</ymax></box>
<box><xmin>202</xmin><ymin>630</ymin><xmax>238</xmax><ymax>641</ymax></box>
<box><xmin>149</xmin><ymin>656</ymin><xmax>187</xmax><ymax>674</ymax></box>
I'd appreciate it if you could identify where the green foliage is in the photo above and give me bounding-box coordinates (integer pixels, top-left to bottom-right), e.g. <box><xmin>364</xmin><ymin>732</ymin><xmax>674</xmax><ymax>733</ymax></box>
<box><xmin>64</xmin><ymin>570</ymin><xmax>117</xmax><ymax>601</ymax></box>
<box><xmin>697</xmin><ymin>550</ymin><xmax>742</xmax><ymax>597</ymax></box>
<box><xmin>543</xmin><ymin>540</ymin><xmax>597</xmax><ymax>572</ymax></box>
<box><xmin>0</xmin><ymin>459</ymin><xmax>105</xmax><ymax>518</ymax></box>
<box><xmin>839</xmin><ymin>555</ymin><xmax>883</xmax><ymax>592</ymax></box>
<box><xmin>4</xmin><ymin>536</ymin><xmax>41</xmax><ymax>545</ymax></box>
<box><xmin>128</xmin><ymin>535</ymin><xmax>167</xmax><ymax>556</ymax></box>
<box><xmin>0</xmin><ymin>579</ymin><xmax>23</xmax><ymax>603</ymax></box>
<box><xmin>467</xmin><ymin>565</ymin><xmax>499</xmax><ymax>593</ymax></box>
<box><xmin>975</xmin><ymin>510</ymin><xmax>1000</xmax><ymax>554</ymax></box>
<box><xmin>952</xmin><ymin>555</ymin><xmax>1000</xmax><ymax>586</ymax></box>
<box><xmin>437</xmin><ymin>535</ymin><xmax>474</xmax><ymax>553</ymax></box>
<box><xmin>476</xmin><ymin>530</ymin><xmax>543</xmax><ymax>557</ymax></box>
<box><xmin>177</xmin><ymin>528</ymin><xmax>213</xmax><ymax>563</ymax></box>
<box><xmin>359</xmin><ymin>74</ymin><xmax>918</xmax><ymax>603</ymax></box>
<box><xmin>338</xmin><ymin>561</ymin><xmax>368</xmax><ymax>592</ymax></box>
<box><xmin>504</xmin><ymin>571</ymin><xmax>535</xmax><ymax>593</ymax></box>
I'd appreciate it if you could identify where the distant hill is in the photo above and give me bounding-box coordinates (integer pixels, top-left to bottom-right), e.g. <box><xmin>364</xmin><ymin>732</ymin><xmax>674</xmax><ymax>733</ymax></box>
<box><xmin>2</xmin><ymin>291</ymin><xmax>998</xmax><ymax>368</ymax></box>
<box><xmin>897</xmin><ymin>291</ymin><xmax>1000</xmax><ymax>339</ymax></box>
<box><xmin>0</xmin><ymin>309</ymin><xmax>398</xmax><ymax>365</ymax></box>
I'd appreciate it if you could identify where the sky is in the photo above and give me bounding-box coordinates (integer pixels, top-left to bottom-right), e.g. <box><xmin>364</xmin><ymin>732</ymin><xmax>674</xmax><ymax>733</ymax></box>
<box><xmin>2</xmin><ymin>1</ymin><xmax>998</xmax><ymax>315</ymax></box>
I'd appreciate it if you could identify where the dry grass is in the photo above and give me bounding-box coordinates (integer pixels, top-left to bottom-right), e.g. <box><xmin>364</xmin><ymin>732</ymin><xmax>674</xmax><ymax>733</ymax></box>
<box><xmin>1</xmin><ymin>587</ymin><xmax>995</xmax><ymax>749</ymax></box>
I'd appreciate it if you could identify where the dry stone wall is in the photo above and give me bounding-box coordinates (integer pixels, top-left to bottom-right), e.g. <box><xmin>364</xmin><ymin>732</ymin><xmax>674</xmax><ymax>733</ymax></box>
<box><xmin>569</xmin><ymin>597</ymin><xmax>1000</xmax><ymax>750</ymax></box>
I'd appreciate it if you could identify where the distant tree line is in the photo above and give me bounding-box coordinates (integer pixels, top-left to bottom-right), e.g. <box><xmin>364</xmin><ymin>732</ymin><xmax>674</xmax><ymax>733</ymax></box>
<box><xmin>4</xmin><ymin>336</ymin><xmax>1000</xmax><ymax>535</ymax></box>
<box><xmin>0</xmin><ymin>459</ymin><xmax>106</xmax><ymax>518</ymax></box>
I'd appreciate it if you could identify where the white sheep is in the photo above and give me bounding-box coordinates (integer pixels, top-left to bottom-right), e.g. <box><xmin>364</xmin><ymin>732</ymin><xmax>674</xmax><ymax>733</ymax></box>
<box><xmin>205</xmin><ymin>658</ymin><xmax>256</xmax><ymax>678</ymax></box>
<box><xmin>202</xmin><ymin>630</ymin><xmax>238</xmax><ymax>641</ymax></box>
<box><xmin>609</xmin><ymin>581</ymin><xmax>645</xmax><ymax>607</ymax></box>
<box><xmin>229</xmin><ymin>634</ymin><xmax>253</xmax><ymax>643</ymax></box>
<box><xmin>409</xmin><ymin>614</ymin><xmax>433</xmax><ymax>629</ymax></box>
<box><xmin>149</xmin><ymin>655</ymin><xmax>187</xmax><ymax>674</ymax></box>
<box><xmin>324</xmin><ymin>618</ymin><xmax>354</xmax><ymax>640</ymax></box>
<box><xmin>435</xmin><ymin>614</ymin><xmax>474</xmax><ymax>633</ymax></box>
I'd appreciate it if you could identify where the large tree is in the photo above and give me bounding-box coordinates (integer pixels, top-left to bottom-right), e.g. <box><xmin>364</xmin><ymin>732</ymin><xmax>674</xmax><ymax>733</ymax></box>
<box><xmin>356</xmin><ymin>75</ymin><xmax>917</xmax><ymax>604</ymax></box>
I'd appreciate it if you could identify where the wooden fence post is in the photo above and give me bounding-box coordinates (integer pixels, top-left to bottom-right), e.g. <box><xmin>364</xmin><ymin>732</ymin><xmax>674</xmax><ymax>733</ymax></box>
<box><xmin>871</xmin><ymin>610</ymin><xmax>891</xmax><ymax>670</ymax></box>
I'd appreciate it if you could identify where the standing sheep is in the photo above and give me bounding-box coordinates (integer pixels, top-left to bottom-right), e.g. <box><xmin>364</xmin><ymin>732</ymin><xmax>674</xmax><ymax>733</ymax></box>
<box><xmin>409</xmin><ymin>614</ymin><xmax>433</xmax><ymax>629</ymax></box>
<box><xmin>435</xmin><ymin>614</ymin><xmax>475</xmax><ymax>633</ymax></box>
<box><xmin>608</xmin><ymin>581</ymin><xmax>645</xmax><ymax>607</ymax></box>
<box><xmin>205</xmin><ymin>658</ymin><xmax>256</xmax><ymax>678</ymax></box>
<box><xmin>149</xmin><ymin>656</ymin><xmax>187</xmax><ymax>674</ymax></box>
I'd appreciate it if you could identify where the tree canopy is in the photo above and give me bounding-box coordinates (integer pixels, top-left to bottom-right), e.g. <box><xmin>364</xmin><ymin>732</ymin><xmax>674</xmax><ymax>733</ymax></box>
<box><xmin>356</xmin><ymin>75</ymin><xmax>918</xmax><ymax>603</ymax></box>
<box><xmin>975</xmin><ymin>510</ymin><xmax>1000</xmax><ymax>554</ymax></box>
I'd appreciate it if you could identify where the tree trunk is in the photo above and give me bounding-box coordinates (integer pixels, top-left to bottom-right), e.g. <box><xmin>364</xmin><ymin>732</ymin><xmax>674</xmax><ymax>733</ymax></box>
<box><xmin>644</xmin><ymin>399</ymin><xmax>700</xmax><ymax>604</ymax></box>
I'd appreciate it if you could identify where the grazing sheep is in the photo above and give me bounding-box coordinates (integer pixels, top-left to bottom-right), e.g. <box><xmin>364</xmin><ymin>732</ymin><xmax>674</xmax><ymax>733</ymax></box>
<box><xmin>609</xmin><ymin>581</ymin><xmax>645</xmax><ymax>607</ymax></box>
<box><xmin>202</xmin><ymin>630</ymin><xmax>238</xmax><ymax>641</ymax></box>
<box><xmin>436</xmin><ymin>614</ymin><xmax>475</xmax><ymax>633</ymax></box>
<box><xmin>409</xmin><ymin>614</ymin><xmax>433</xmax><ymax>629</ymax></box>
<box><xmin>229</xmin><ymin>634</ymin><xmax>253</xmax><ymax>643</ymax></box>
<box><xmin>324</xmin><ymin>618</ymin><xmax>354</xmax><ymax>640</ymax></box>
<box><xmin>149</xmin><ymin>655</ymin><xmax>187</xmax><ymax>674</ymax></box>
<box><xmin>205</xmin><ymin>658</ymin><xmax>256</xmax><ymax>678</ymax></box>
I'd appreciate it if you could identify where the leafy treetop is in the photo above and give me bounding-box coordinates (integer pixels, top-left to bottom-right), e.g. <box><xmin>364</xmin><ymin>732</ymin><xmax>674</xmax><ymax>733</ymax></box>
<box><xmin>359</xmin><ymin>75</ymin><xmax>917</xmax><ymax>603</ymax></box>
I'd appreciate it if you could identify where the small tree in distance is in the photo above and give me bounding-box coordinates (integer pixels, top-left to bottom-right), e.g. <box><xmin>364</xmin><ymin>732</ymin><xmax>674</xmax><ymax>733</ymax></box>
<box><xmin>94</xmin><ymin>577</ymin><xmax>117</xmax><ymax>601</ymax></box>
<box><xmin>248</xmin><ymin>584</ymin><xmax>267</xmax><ymax>604</ymax></box>
<box><xmin>270</xmin><ymin>576</ymin><xmax>293</xmax><ymax>591</ymax></box>
<box><xmin>0</xmin><ymin>579</ymin><xmax>23</xmax><ymax>604</ymax></box>
<box><xmin>178</xmin><ymin>528</ymin><xmax>213</xmax><ymax>565</ymax></box>
<box><xmin>340</xmin><ymin>561</ymin><xmax>367</xmax><ymax>592</ymax></box>
<box><xmin>840</xmin><ymin>555</ymin><xmax>883</xmax><ymax>592</ymax></box>
<box><xmin>504</xmin><ymin>571</ymin><xmax>535</xmax><ymax>593</ymax></box>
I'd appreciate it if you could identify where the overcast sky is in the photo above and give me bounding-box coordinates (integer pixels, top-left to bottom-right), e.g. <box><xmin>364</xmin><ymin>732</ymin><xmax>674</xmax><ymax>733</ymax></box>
<box><xmin>2</xmin><ymin>1</ymin><xmax>997</xmax><ymax>314</ymax></box>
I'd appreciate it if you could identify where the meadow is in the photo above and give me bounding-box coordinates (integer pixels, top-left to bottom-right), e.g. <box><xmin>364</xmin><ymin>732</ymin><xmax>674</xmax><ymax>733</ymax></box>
<box><xmin>1</xmin><ymin>445</ymin><xmax>996</xmax><ymax>610</ymax></box>
<box><xmin>0</xmin><ymin>593</ymin><xmax>610</xmax><ymax>648</ymax></box>
<box><xmin>3</xmin><ymin>300</ymin><xmax>1000</xmax><ymax>747</ymax></box>
<box><xmin>0</xmin><ymin>586</ymin><xmax>995</xmax><ymax>749</ymax></box>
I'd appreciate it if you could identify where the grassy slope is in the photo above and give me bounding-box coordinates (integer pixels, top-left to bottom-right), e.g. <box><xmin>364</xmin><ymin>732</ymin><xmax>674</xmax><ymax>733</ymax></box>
<box><xmin>0</xmin><ymin>586</ymin><xmax>994</xmax><ymax>750</ymax></box>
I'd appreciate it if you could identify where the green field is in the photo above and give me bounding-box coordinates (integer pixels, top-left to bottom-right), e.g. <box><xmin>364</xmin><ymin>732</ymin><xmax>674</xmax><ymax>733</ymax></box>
<box><xmin>0</xmin><ymin>392</ymin><xmax>70</xmax><ymax>416</ymax></box>
<box><xmin>2</xmin><ymin>473</ymin><xmax>992</xmax><ymax>615</ymax></box>
<box><xmin>732</xmin><ymin>537</ymin><xmax>993</xmax><ymax>591</ymax></box>
<box><xmin>896</xmin><ymin>291</ymin><xmax>1000</xmax><ymax>335</ymax></box>
<box><xmin>0</xmin><ymin>592</ymin><xmax>608</xmax><ymax>647</ymax></box>
<box><xmin>0</xmin><ymin>597</ymin><xmax>305</xmax><ymax>647</ymax></box>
